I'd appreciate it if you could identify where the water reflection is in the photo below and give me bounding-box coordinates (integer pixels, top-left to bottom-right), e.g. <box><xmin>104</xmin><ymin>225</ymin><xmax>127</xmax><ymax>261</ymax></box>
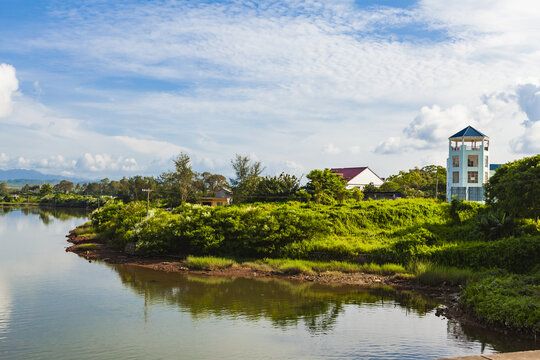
<box><xmin>0</xmin><ymin>206</ymin><xmax>88</xmax><ymax>225</ymax></box>
<box><xmin>109</xmin><ymin>264</ymin><xmax>538</xmax><ymax>352</ymax></box>
<box><xmin>111</xmin><ymin>264</ymin><xmax>439</xmax><ymax>334</ymax></box>
<box><xmin>0</xmin><ymin>275</ymin><xmax>11</xmax><ymax>341</ymax></box>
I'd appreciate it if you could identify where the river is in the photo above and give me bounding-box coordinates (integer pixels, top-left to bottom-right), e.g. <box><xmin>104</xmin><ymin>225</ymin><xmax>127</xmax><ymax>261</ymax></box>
<box><xmin>0</xmin><ymin>206</ymin><xmax>536</xmax><ymax>359</ymax></box>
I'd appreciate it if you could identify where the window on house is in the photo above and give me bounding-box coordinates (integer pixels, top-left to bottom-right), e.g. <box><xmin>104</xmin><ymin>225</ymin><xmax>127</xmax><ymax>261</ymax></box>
<box><xmin>453</xmin><ymin>171</ymin><xmax>459</xmax><ymax>183</ymax></box>
<box><xmin>468</xmin><ymin>187</ymin><xmax>484</xmax><ymax>201</ymax></box>
<box><xmin>451</xmin><ymin>187</ymin><xmax>466</xmax><ymax>200</ymax></box>
<box><xmin>468</xmin><ymin>155</ymin><xmax>478</xmax><ymax>167</ymax></box>
<box><xmin>452</xmin><ymin>155</ymin><xmax>459</xmax><ymax>167</ymax></box>
<box><xmin>468</xmin><ymin>171</ymin><xmax>478</xmax><ymax>183</ymax></box>
<box><xmin>217</xmin><ymin>202</ymin><xmax>223</xmax><ymax>206</ymax></box>
<box><xmin>485</xmin><ymin>156</ymin><xmax>488</xmax><ymax>168</ymax></box>
<box><xmin>485</xmin><ymin>172</ymin><xmax>488</xmax><ymax>181</ymax></box>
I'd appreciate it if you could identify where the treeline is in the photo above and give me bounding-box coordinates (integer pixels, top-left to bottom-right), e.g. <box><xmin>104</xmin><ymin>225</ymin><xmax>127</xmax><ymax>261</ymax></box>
<box><xmin>0</xmin><ymin>153</ymin><xmax>366</xmax><ymax>206</ymax></box>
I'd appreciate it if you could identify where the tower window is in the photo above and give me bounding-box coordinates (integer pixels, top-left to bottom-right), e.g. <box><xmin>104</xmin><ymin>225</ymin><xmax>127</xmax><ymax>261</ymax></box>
<box><xmin>468</xmin><ymin>155</ymin><xmax>478</xmax><ymax>167</ymax></box>
<box><xmin>453</xmin><ymin>171</ymin><xmax>459</xmax><ymax>183</ymax></box>
<box><xmin>452</xmin><ymin>155</ymin><xmax>459</xmax><ymax>167</ymax></box>
<box><xmin>468</xmin><ymin>171</ymin><xmax>478</xmax><ymax>183</ymax></box>
<box><xmin>485</xmin><ymin>156</ymin><xmax>488</xmax><ymax>168</ymax></box>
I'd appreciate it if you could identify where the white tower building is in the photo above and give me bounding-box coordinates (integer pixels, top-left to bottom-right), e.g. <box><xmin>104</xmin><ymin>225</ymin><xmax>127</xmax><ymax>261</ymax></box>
<box><xmin>446</xmin><ymin>126</ymin><xmax>490</xmax><ymax>202</ymax></box>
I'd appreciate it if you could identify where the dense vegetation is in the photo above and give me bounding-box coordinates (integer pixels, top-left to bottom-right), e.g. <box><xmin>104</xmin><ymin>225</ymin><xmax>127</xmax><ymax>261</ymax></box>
<box><xmin>85</xmin><ymin>194</ymin><xmax>539</xmax><ymax>334</ymax></box>
<box><xmin>485</xmin><ymin>154</ymin><xmax>540</xmax><ymax>220</ymax></box>
<box><xmin>90</xmin><ymin>199</ymin><xmax>538</xmax><ymax>271</ymax></box>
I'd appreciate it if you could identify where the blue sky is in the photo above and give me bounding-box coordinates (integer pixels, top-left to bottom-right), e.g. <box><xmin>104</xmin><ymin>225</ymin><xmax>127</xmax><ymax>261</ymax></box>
<box><xmin>1</xmin><ymin>0</ymin><xmax>539</xmax><ymax>179</ymax></box>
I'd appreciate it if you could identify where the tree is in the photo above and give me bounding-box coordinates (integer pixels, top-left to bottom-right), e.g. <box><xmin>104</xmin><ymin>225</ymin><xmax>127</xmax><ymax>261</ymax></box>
<box><xmin>230</xmin><ymin>154</ymin><xmax>264</xmax><ymax>202</ymax></box>
<box><xmin>39</xmin><ymin>184</ymin><xmax>54</xmax><ymax>196</ymax></box>
<box><xmin>485</xmin><ymin>154</ymin><xmax>540</xmax><ymax>219</ymax></box>
<box><xmin>195</xmin><ymin>172</ymin><xmax>229</xmax><ymax>196</ymax></box>
<box><xmin>304</xmin><ymin>169</ymin><xmax>347</xmax><ymax>204</ymax></box>
<box><xmin>54</xmin><ymin>180</ymin><xmax>74</xmax><ymax>194</ymax></box>
<box><xmin>381</xmin><ymin>165</ymin><xmax>446</xmax><ymax>199</ymax></box>
<box><xmin>252</xmin><ymin>173</ymin><xmax>301</xmax><ymax>202</ymax></box>
<box><xmin>363</xmin><ymin>182</ymin><xmax>379</xmax><ymax>193</ymax></box>
<box><xmin>0</xmin><ymin>182</ymin><xmax>8</xmax><ymax>196</ymax></box>
<box><xmin>160</xmin><ymin>153</ymin><xmax>197</xmax><ymax>206</ymax></box>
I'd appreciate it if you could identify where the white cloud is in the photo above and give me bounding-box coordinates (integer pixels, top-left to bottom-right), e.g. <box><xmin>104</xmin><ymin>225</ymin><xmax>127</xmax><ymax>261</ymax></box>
<box><xmin>515</xmin><ymin>83</ymin><xmax>540</xmax><ymax>126</ymax></box>
<box><xmin>2</xmin><ymin>2</ymin><xmax>540</xmax><ymax>178</ymax></box>
<box><xmin>323</xmin><ymin>143</ymin><xmax>341</xmax><ymax>155</ymax></box>
<box><xmin>403</xmin><ymin>104</ymin><xmax>476</xmax><ymax>144</ymax></box>
<box><xmin>373</xmin><ymin>137</ymin><xmax>403</xmax><ymax>155</ymax></box>
<box><xmin>0</xmin><ymin>64</ymin><xmax>18</xmax><ymax>118</ymax></box>
<box><xmin>113</xmin><ymin>136</ymin><xmax>188</xmax><ymax>159</ymax></box>
<box><xmin>510</xmin><ymin>121</ymin><xmax>540</xmax><ymax>154</ymax></box>
<box><xmin>285</xmin><ymin>160</ymin><xmax>304</xmax><ymax>173</ymax></box>
<box><xmin>76</xmin><ymin>153</ymin><xmax>138</xmax><ymax>172</ymax></box>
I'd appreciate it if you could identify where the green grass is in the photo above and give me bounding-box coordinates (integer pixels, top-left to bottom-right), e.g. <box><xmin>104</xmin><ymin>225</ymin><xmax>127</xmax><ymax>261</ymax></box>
<box><xmin>408</xmin><ymin>261</ymin><xmax>476</xmax><ymax>286</ymax></box>
<box><xmin>244</xmin><ymin>258</ymin><xmax>407</xmax><ymax>276</ymax></box>
<box><xmin>185</xmin><ymin>256</ymin><xmax>237</xmax><ymax>270</ymax></box>
<box><xmin>72</xmin><ymin>222</ymin><xmax>95</xmax><ymax>236</ymax></box>
<box><xmin>77</xmin><ymin>243</ymin><xmax>100</xmax><ymax>250</ymax></box>
<box><xmin>461</xmin><ymin>272</ymin><xmax>540</xmax><ymax>332</ymax></box>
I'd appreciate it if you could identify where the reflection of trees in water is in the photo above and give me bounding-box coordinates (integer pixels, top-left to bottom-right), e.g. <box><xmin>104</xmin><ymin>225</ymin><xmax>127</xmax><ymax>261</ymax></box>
<box><xmin>111</xmin><ymin>264</ymin><xmax>440</xmax><ymax>334</ymax></box>
<box><xmin>446</xmin><ymin>319</ymin><xmax>538</xmax><ymax>353</ymax></box>
<box><xmin>0</xmin><ymin>206</ymin><xmax>88</xmax><ymax>224</ymax></box>
<box><xmin>0</xmin><ymin>206</ymin><xmax>14</xmax><ymax>216</ymax></box>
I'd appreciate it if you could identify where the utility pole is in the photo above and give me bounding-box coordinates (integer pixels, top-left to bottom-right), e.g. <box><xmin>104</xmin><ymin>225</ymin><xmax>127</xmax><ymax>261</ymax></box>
<box><xmin>141</xmin><ymin>189</ymin><xmax>153</xmax><ymax>217</ymax></box>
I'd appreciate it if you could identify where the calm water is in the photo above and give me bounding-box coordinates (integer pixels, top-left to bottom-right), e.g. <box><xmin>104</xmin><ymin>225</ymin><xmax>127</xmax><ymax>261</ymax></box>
<box><xmin>0</xmin><ymin>207</ymin><xmax>537</xmax><ymax>360</ymax></box>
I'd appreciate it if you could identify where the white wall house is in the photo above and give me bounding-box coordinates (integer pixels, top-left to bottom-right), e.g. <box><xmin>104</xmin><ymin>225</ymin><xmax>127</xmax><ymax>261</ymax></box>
<box><xmin>330</xmin><ymin>167</ymin><xmax>384</xmax><ymax>190</ymax></box>
<box><xmin>446</xmin><ymin>126</ymin><xmax>490</xmax><ymax>202</ymax></box>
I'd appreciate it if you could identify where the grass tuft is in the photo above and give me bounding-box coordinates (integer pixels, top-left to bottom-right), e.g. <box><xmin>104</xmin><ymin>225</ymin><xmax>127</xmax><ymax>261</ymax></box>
<box><xmin>409</xmin><ymin>261</ymin><xmax>476</xmax><ymax>286</ymax></box>
<box><xmin>185</xmin><ymin>256</ymin><xmax>236</xmax><ymax>270</ymax></box>
<box><xmin>72</xmin><ymin>222</ymin><xmax>94</xmax><ymax>236</ymax></box>
<box><xmin>78</xmin><ymin>243</ymin><xmax>99</xmax><ymax>250</ymax></box>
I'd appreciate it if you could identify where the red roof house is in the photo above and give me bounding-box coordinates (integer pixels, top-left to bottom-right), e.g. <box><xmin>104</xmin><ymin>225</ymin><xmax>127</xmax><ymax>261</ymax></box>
<box><xmin>330</xmin><ymin>167</ymin><xmax>384</xmax><ymax>190</ymax></box>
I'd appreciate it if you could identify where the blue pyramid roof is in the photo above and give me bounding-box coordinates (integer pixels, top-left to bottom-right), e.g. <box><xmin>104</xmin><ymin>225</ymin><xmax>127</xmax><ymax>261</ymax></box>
<box><xmin>449</xmin><ymin>126</ymin><xmax>487</xmax><ymax>138</ymax></box>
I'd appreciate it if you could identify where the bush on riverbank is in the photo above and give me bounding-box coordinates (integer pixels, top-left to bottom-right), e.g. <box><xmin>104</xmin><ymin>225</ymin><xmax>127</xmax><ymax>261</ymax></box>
<box><xmin>89</xmin><ymin>199</ymin><xmax>539</xmax><ymax>273</ymax></box>
<box><xmin>461</xmin><ymin>271</ymin><xmax>540</xmax><ymax>333</ymax></box>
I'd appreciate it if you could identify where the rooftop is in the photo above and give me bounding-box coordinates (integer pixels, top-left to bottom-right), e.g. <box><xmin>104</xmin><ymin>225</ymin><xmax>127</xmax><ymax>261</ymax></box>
<box><xmin>449</xmin><ymin>126</ymin><xmax>488</xmax><ymax>139</ymax></box>
<box><xmin>330</xmin><ymin>167</ymin><xmax>368</xmax><ymax>181</ymax></box>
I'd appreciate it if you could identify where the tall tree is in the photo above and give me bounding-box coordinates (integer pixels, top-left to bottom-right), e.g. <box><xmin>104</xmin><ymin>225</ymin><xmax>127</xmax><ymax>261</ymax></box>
<box><xmin>160</xmin><ymin>153</ymin><xmax>197</xmax><ymax>206</ymax></box>
<box><xmin>380</xmin><ymin>165</ymin><xmax>446</xmax><ymax>199</ymax></box>
<box><xmin>195</xmin><ymin>172</ymin><xmax>229</xmax><ymax>196</ymax></box>
<box><xmin>39</xmin><ymin>184</ymin><xmax>54</xmax><ymax>196</ymax></box>
<box><xmin>485</xmin><ymin>154</ymin><xmax>540</xmax><ymax>219</ymax></box>
<box><xmin>230</xmin><ymin>154</ymin><xmax>264</xmax><ymax>202</ymax></box>
<box><xmin>0</xmin><ymin>182</ymin><xmax>8</xmax><ymax>196</ymax></box>
<box><xmin>54</xmin><ymin>180</ymin><xmax>74</xmax><ymax>194</ymax></box>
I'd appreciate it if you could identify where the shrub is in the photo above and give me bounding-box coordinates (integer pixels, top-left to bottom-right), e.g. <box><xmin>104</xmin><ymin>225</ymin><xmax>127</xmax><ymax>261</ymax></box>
<box><xmin>461</xmin><ymin>272</ymin><xmax>540</xmax><ymax>332</ymax></box>
<box><xmin>430</xmin><ymin>235</ymin><xmax>540</xmax><ymax>273</ymax></box>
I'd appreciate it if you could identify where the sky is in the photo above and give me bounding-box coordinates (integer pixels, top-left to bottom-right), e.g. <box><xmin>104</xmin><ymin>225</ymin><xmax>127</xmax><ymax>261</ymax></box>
<box><xmin>1</xmin><ymin>0</ymin><xmax>539</xmax><ymax>180</ymax></box>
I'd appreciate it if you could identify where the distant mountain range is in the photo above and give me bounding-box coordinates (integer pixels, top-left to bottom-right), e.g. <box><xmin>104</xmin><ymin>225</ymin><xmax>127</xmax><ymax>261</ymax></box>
<box><xmin>0</xmin><ymin>169</ymin><xmax>89</xmax><ymax>187</ymax></box>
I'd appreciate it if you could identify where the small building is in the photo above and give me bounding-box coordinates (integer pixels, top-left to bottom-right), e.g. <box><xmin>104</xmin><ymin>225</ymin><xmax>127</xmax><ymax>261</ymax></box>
<box><xmin>446</xmin><ymin>126</ymin><xmax>490</xmax><ymax>202</ymax></box>
<box><xmin>330</xmin><ymin>167</ymin><xmax>385</xmax><ymax>190</ymax></box>
<box><xmin>489</xmin><ymin>163</ymin><xmax>503</xmax><ymax>177</ymax></box>
<box><xmin>363</xmin><ymin>191</ymin><xmax>401</xmax><ymax>200</ymax></box>
<box><xmin>198</xmin><ymin>188</ymin><xmax>232</xmax><ymax>207</ymax></box>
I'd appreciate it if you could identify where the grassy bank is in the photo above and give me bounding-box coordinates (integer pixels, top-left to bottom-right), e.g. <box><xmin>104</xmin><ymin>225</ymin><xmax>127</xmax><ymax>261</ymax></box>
<box><xmin>81</xmin><ymin>199</ymin><xmax>539</xmax><ymax>334</ymax></box>
<box><xmin>90</xmin><ymin>200</ymin><xmax>538</xmax><ymax>272</ymax></box>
